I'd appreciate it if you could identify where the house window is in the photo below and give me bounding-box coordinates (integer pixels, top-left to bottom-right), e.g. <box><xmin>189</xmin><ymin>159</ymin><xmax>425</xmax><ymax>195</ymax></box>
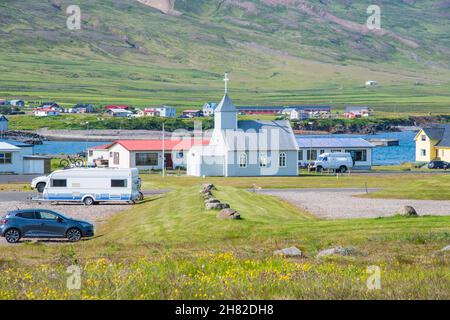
<box><xmin>331</xmin><ymin>149</ymin><xmax>342</xmax><ymax>153</ymax></box>
<box><xmin>259</xmin><ymin>153</ymin><xmax>268</xmax><ymax>167</ymax></box>
<box><xmin>298</xmin><ymin>151</ymin><xmax>304</xmax><ymax>161</ymax></box>
<box><xmin>345</xmin><ymin>150</ymin><xmax>367</xmax><ymax>162</ymax></box>
<box><xmin>421</xmin><ymin>149</ymin><xmax>426</xmax><ymax>157</ymax></box>
<box><xmin>176</xmin><ymin>151</ymin><xmax>184</xmax><ymax>159</ymax></box>
<box><xmin>279</xmin><ymin>153</ymin><xmax>287</xmax><ymax>167</ymax></box>
<box><xmin>135</xmin><ymin>153</ymin><xmax>158</xmax><ymax>166</ymax></box>
<box><xmin>421</xmin><ymin>135</ymin><xmax>426</xmax><ymax>141</ymax></box>
<box><xmin>111</xmin><ymin>179</ymin><xmax>127</xmax><ymax>188</ymax></box>
<box><xmin>0</xmin><ymin>152</ymin><xmax>12</xmax><ymax>164</ymax></box>
<box><xmin>306</xmin><ymin>150</ymin><xmax>317</xmax><ymax>161</ymax></box>
<box><xmin>51</xmin><ymin>179</ymin><xmax>67</xmax><ymax>187</ymax></box>
<box><xmin>239</xmin><ymin>153</ymin><xmax>247</xmax><ymax>168</ymax></box>
<box><xmin>89</xmin><ymin>150</ymin><xmax>93</xmax><ymax>157</ymax></box>
<box><xmin>113</xmin><ymin>152</ymin><xmax>120</xmax><ymax>165</ymax></box>
<box><xmin>442</xmin><ymin>150</ymin><xmax>445</xmax><ymax>157</ymax></box>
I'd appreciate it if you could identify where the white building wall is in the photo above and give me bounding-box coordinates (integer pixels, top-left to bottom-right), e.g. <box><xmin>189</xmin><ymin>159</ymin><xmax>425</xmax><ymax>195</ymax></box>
<box><xmin>226</xmin><ymin>150</ymin><xmax>298</xmax><ymax>177</ymax></box>
<box><xmin>88</xmin><ymin>150</ymin><xmax>110</xmax><ymax>166</ymax></box>
<box><xmin>108</xmin><ymin>144</ymin><xmax>131</xmax><ymax>169</ymax></box>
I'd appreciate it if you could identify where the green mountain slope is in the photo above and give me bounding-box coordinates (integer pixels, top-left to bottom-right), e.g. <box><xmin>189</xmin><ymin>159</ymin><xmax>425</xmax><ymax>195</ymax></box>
<box><xmin>0</xmin><ymin>0</ymin><xmax>449</xmax><ymax>111</ymax></box>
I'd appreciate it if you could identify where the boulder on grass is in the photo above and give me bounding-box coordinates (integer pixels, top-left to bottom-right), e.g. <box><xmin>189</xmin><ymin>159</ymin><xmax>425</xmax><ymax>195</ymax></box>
<box><xmin>274</xmin><ymin>247</ymin><xmax>303</xmax><ymax>258</ymax></box>
<box><xmin>201</xmin><ymin>183</ymin><xmax>216</xmax><ymax>194</ymax></box>
<box><xmin>441</xmin><ymin>245</ymin><xmax>450</xmax><ymax>251</ymax></box>
<box><xmin>206</xmin><ymin>202</ymin><xmax>230</xmax><ymax>210</ymax></box>
<box><xmin>204</xmin><ymin>198</ymin><xmax>220</xmax><ymax>204</ymax></box>
<box><xmin>317</xmin><ymin>246</ymin><xmax>358</xmax><ymax>258</ymax></box>
<box><xmin>398</xmin><ymin>206</ymin><xmax>418</xmax><ymax>217</ymax></box>
<box><xmin>217</xmin><ymin>208</ymin><xmax>241</xmax><ymax>220</ymax></box>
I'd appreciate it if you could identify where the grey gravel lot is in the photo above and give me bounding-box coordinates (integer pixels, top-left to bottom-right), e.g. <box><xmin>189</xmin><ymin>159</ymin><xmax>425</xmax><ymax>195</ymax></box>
<box><xmin>260</xmin><ymin>188</ymin><xmax>450</xmax><ymax>219</ymax></box>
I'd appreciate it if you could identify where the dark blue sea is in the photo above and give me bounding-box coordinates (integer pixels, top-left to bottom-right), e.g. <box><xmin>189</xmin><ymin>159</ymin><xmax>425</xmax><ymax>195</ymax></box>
<box><xmin>33</xmin><ymin>131</ymin><xmax>417</xmax><ymax>165</ymax></box>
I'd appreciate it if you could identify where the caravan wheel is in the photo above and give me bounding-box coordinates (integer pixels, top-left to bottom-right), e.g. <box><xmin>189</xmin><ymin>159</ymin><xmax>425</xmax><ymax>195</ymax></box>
<box><xmin>83</xmin><ymin>197</ymin><xmax>95</xmax><ymax>206</ymax></box>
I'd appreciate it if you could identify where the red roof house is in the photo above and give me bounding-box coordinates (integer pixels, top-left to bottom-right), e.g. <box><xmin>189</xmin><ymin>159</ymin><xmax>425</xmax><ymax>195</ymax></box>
<box><xmin>98</xmin><ymin>139</ymin><xmax>209</xmax><ymax>170</ymax></box>
<box><xmin>105</xmin><ymin>105</ymin><xmax>130</xmax><ymax>110</ymax></box>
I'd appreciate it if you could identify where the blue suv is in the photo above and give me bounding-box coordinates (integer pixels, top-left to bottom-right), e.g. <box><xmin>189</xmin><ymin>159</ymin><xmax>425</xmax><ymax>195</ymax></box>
<box><xmin>0</xmin><ymin>209</ymin><xmax>94</xmax><ymax>243</ymax></box>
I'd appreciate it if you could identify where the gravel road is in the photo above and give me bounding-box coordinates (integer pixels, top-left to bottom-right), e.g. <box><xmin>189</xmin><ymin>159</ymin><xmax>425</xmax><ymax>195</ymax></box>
<box><xmin>260</xmin><ymin>188</ymin><xmax>450</xmax><ymax>219</ymax></box>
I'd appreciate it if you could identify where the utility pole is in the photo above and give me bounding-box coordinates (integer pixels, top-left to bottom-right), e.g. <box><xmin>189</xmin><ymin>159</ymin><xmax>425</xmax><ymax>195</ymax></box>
<box><xmin>162</xmin><ymin>122</ymin><xmax>165</xmax><ymax>178</ymax></box>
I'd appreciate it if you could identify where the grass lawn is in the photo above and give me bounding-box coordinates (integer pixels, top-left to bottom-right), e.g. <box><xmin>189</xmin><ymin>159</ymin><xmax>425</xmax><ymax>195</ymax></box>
<box><xmin>0</xmin><ymin>179</ymin><xmax>449</xmax><ymax>299</ymax></box>
<box><xmin>140</xmin><ymin>172</ymin><xmax>450</xmax><ymax>200</ymax></box>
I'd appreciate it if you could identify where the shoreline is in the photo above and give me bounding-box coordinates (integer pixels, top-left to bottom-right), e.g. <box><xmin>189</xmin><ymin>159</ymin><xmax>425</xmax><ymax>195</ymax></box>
<box><xmin>35</xmin><ymin>127</ymin><xmax>419</xmax><ymax>142</ymax></box>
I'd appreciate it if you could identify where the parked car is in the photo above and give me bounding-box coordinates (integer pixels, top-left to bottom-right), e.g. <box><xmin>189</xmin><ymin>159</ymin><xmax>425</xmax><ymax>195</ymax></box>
<box><xmin>0</xmin><ymin>209</ymin><xmax>94</xmax><ymax>243</ymax></box>
<box><xmin>428</xmin><ymin>160</ymin><xmax>449</xmax><ymax>170</ymax></box>
<box><xmin>313</xmin><ymin>152</ymin><xmax>354</xmax><ymax>173</ymax></box>
<box><xmin>31</xmin><ymin>175</ymin><xmax>48</xmax><ymax>193</ymax></box>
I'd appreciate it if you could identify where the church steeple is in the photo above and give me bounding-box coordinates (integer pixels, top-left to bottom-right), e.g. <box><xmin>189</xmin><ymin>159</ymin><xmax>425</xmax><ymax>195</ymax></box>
<box><xmin>214</xmin><ymin>73</ymin><xmax>237</xmax><ymax>130</ymax></box>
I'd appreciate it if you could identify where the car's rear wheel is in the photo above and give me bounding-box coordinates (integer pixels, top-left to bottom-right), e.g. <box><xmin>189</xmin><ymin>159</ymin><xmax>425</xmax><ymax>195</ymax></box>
<box><xmin>66</xmin><ymin>228</ymin><xmax>82</xmax><ymax>242</ymax></box>
<box><xmin>339</xmin><ymin>166</ymin><xmax>348</xmax><ymax>173</ymax></box>
<box><xmin>5</xmin><ymin>229</ymin><xmax>21</xmax><ymax>244</ymax></box>
<box><xmin>36</xmin><ymin>182</ymin><xmax>46</xmax><ymax>193</ymax></box>
<box><xmin>83</xmin><ymin>197</ymin><xmax>94</xmax><ymax>206</ymax></box>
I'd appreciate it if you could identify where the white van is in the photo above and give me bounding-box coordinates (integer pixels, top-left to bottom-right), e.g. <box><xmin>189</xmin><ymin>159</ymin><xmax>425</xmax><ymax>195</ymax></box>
<box><xmin>313</xmin><ymin>152</ymin><xmax>354</xmax><ymax>173</ymax></box>
<box><xmin>34</xmin><ymin>168</ymin><xmax>142</xmax><ymax>205</ymax></box>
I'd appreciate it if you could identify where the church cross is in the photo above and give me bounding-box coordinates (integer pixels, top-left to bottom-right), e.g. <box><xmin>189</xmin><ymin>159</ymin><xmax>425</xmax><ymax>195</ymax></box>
<box><xmin>224</xmin><ymin>73</ymin><xmax>229</xmax><ymax>94</ymax></box>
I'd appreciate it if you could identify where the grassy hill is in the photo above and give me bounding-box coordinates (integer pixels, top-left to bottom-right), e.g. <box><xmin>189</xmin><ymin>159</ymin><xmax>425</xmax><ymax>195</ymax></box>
<box><xmin>1</xmin><ymin>0</ymin><xmax>450</xmax><ymax>112</ymax></box>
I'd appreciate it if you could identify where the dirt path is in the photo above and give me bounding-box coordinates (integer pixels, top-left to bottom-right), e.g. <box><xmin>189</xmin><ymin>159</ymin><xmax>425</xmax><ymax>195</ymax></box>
<box><xmin>260</xmin><ymin>188</ymin><xmax>450</xmax><ymax>219</ymax></box>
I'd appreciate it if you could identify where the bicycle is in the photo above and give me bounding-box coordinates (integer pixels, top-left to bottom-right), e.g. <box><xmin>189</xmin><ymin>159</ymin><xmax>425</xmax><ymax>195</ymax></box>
<box><xmin>60</xmin><ymin>156</ymin><xmax>85</xmax><ymax>168</ymax></box>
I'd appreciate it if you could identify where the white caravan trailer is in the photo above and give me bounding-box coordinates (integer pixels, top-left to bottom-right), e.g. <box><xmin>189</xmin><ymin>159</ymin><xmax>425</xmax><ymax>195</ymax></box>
<box><xmin>35</xmin><ymin>168</ymin><xmax>142</xmax><ymax>205</ymax></box>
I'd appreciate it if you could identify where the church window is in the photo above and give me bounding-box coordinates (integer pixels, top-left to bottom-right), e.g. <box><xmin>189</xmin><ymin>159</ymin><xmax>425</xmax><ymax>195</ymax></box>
<box><xmin>239</xmin><ymin>153</ymin><xmax>247</xmax><ymax>168</ymax></box>
<box><xmin>279</xmin><ymin>153</ymin><xmax>287</xmax><ymax>167</ymax></box>
<box><xmin>259</xmin><ymin>153</ymin><xmax>268</xmax><ymax>167</ymax></box>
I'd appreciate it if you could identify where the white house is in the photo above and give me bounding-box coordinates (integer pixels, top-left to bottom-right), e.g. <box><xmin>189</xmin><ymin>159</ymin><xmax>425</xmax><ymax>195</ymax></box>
<box><xmin>34</xmin><ymin>108</ymin><xmax>60</xmax><ymax>117</ymax></box>
<box><xmin>106</xmin><ymin>139</ymin><xmax>208</xmax><ymax>170</ymax></box>
<box><xmin>296</xmin><ymin>138</ymin><xmax>375</xmax><ymax>170</ymax></box>
<box><xmin>9</xmin><ymin>100</ymin><xmax>25</xmax><ymax>107</ymax></box>
<box><xmin>87</xmin><ymin>143</ymin><xmax>112</xmax><ymax>167</ymax></box>
<box><xmin>0</xmin><ymin>115</ymin><xmax>8</xmax><ymax>131</ymax></box>
<box><xmin>365</xmin><ymin>80</ymin><xmax>378</xmax><ymax>87</ymax></box>
<box><xmin>187</xmin><ymin>77</ymin><xmax>299</xmax><ymax>177</ymax></box>
<box><xmin>138</xmin><ymin>106</ymin><xmax>176</xmax><ymax>118</ymax></box>
<box><xmin>203</xmin><ymin>102</ymin><xmax>218</xmax><ymax>116</ymax></box>
<box><xmin>0</xmin><ymin>141</ymin><xmax>50</xmax><ymax>174</ymax></box>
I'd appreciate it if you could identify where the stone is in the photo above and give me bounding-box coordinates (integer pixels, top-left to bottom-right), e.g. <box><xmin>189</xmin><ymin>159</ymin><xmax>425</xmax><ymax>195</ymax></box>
<box><xmin>317</xmin><ymin>246</ymin><xmax>358</xmax><ymax>258</ymax></box>
<box><xmin>217</xmin><ymin>208</ymin><xmax>241</xmax><ymax>220</ymax></box>
<box><xmin>204</xmin><ymin>198</ymin><xmax>220</xmax><ymax>204</ymax></box>
<box><xmin>398</xmin><ymin>206</ymin><xmax>418</xmax><ymax>217</ymax></box>
<box><xmin>441</xmin><ymin>245</ymin><xmax>450</xmax><ymax>251</ymax></box>
<box><xmin>206</xmin><ymin>202</ymin><xmax>229</xmax><ymax>210</ymax></box>
<box><xmin>274</xmin><ymin>247</ymin><xmax>303</xmax><ymax>257</ymax></box>
<box><xmin>201</xmin><ymin>183</ymin><xmax>216</xmax><ymax>194</ymax></box>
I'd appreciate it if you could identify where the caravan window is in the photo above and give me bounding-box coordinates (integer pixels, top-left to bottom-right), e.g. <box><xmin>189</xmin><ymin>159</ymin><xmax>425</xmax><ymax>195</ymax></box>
<box><xmin>111</xmin><ymin>179</ymin><xmax>127</xmax><ymax>188</ymax></box>
<box><xmin>51</xmin><ymin>179</ymin><xmax>67</xmax><ymax>187</ymax></box>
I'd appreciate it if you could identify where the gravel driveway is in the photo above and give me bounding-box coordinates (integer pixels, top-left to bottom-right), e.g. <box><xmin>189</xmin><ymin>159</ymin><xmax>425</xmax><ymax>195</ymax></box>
<box><xmin>260</xmin><ymin>188</ymin><xmax>450</xmax><ymax>219</ymax></box>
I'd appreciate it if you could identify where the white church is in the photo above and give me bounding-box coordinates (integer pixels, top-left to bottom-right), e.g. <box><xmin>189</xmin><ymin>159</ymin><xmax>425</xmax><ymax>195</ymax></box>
<box><xmin>187</xmin><ymin>74</ymin><xmax>299</xmax><ymax>177</ymax></box>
